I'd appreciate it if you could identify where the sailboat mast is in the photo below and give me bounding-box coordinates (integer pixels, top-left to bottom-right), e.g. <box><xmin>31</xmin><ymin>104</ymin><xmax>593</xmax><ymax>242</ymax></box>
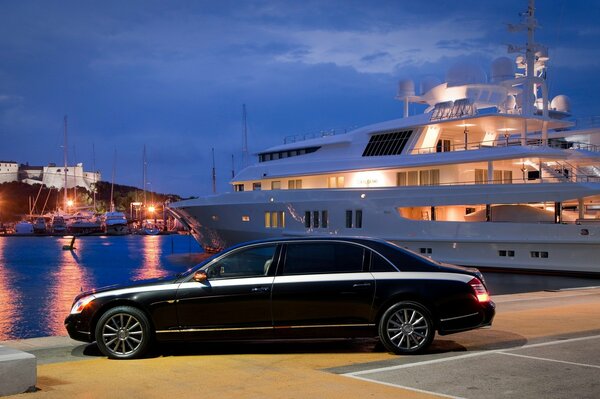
<box><xmin>92</xmin><ymin>143</ymin><xmax>96</xmax><ymax>212</ymax></box>
<box><xmin>110</xmin><ymin>149</ymin><xmax>116</xmax><ymax>212</ymax></box>
<box><xmin>212</xmin><ymin>148</ymin><xmax>216</xmax><ymax>194</ymax></box>
<box><xmin>242</xmin><ymin>104</ymin><xmax>248</xmax><ymax>168</ymax></box>
<box><xmin>63</xmin><ymin>115</ymin><xmax>68</xmax><ymax>212</ymax></box>
<box><xmin>143</xmin><ymin>145</ymin><xmax>147</xmax><ymax>209</ymax></box>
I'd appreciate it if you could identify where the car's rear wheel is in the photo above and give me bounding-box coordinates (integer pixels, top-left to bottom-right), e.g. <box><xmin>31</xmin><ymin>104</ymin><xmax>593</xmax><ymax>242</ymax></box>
<box><xmin>378</xmin><ymin>301</ymin><xmax>434</xmax><ymax>354</ymax></box>
<box><xmin>95</xmin><ymin>306</ymin><xmax>151</xmax><ymax>359</ymax></box>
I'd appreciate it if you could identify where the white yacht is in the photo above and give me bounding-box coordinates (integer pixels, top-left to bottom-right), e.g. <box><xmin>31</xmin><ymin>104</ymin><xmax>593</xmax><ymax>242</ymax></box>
<box><xmin>103</xmin><ymin>211</ymin><xmax>129</xmax><ymax>235</ymax></box>
<box><xmin>169</xmin><ymin>1</ymin><xmax>600</xmax><ymax>275</ymax></box>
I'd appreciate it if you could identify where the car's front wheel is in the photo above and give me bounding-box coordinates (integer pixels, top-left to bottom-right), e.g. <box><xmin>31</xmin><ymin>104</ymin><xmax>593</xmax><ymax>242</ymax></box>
<box><xmin>95</xmin><ymin>306</ymin><xmax>152</xmax><ymax>359</ymax></box>
<box><xmin>378</xmin><ymin>301</ymin><xmax>434</xmax><ymax>354</ymax></box>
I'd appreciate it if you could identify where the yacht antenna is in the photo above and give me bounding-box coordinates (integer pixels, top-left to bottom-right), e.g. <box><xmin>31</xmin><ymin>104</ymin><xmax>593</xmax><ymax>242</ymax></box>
<box><xmin>231</xmin><ymin>154</ymin><xmax>235</xmax><ymax>179</ymax></box>
<box><xmin>242</xmin><ymin>104</ymin><xmax>249</xmax><ymax>167</ymax></box>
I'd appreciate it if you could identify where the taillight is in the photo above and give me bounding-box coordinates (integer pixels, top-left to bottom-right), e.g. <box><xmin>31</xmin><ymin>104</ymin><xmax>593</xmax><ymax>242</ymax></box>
<box><xmin>469</xmin><ymin>278</ymin><xmax>490</xmax><ymax>303</ymax></box>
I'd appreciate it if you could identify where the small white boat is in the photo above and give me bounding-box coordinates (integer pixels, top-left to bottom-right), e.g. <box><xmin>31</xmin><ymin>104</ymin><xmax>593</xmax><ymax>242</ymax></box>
<box><xmin>32</xmin><ymin>217</ymin><xmax>47</xmax><ymax>234</ymax></box>
<box><xmin>15</xmin><ymin>221</ymin><xmax>34</xmax><ymax>235</ymax></box>
<box><xmin>103</xmin><ymin>211</ymin><xmax>129</xmax><ymax>235</ymax></box>
<box><xmin>51</xmin><ymin>216</ymin><xmax>67</xmax><ymax>234</ymax></box>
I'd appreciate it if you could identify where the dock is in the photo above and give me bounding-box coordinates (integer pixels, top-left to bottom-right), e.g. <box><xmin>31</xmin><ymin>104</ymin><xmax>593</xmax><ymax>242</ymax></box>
<box><xmin>2</xmin><ymin>287</ymin><xmax>600</xmax><ymax>398</ymax></box>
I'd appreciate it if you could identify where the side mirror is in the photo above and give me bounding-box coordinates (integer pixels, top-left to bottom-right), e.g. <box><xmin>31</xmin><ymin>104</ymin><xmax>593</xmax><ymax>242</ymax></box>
<box><xmin>193</xmin><ymin>271</ymin><xmax>208</xmax><ymax>283</ymax></box>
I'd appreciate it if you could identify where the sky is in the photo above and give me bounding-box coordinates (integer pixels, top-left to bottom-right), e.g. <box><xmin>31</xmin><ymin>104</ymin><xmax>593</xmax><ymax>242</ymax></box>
<box><xmin>1</xmin><ymin>0</ymin><xmax>599</xmax><ymax>197</ymax></box>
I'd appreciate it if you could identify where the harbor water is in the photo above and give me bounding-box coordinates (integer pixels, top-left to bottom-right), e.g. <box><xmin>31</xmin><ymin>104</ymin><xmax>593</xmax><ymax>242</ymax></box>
<box><xmin>1</xmin><ymin>235</ymin><xmax>599</xmax><ymax>341</ymax></box>
<box><xmin>0</xmin><ymin>234</ymin><xmax>204</xmax><ymax>341</ymax></box>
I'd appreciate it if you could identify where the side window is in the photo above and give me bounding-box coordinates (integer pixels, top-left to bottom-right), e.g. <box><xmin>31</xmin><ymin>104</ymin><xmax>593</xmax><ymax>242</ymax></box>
<box><xmin>206</xmin><ymin>245</ymin><xmax>277</xmax><ymax>279</ymax></box>
<box><xmin>370</xmin><ymin>251</ymin><xmax>398</xmax><ymax>272</ymax></box>
<box><xmin>283</xmin><ymin>242</ymin><xmax>364</xmax><ymax>275</ymax></box>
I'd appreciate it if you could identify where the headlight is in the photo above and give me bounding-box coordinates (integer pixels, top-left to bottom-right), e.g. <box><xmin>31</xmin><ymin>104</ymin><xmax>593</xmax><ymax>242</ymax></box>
<box><xmin>70</xmin><ymin>295</ymin><xmax>96</xmax><ymax>314</ymax></box>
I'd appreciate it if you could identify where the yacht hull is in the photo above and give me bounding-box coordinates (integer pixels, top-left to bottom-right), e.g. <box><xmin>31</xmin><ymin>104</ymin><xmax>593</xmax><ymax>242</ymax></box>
<box><xmin>170</xmin><ymin>184</ymin><xmax>600</xmax><ymax>275</ymax></box>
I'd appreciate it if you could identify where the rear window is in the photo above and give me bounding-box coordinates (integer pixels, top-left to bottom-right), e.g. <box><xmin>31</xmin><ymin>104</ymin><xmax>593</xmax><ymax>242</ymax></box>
<box><xmin>370</xmin><ymin>252</ymin><xmax>399</xmax><ymax>272</ymax></box>
<box><xmin>283</xmin><ymin>242</ymin><xmax>364</xmax><ymax>275</ymax></box>
<box><xmin>367</xmin><ymin>241</ymin><xmax>437</xmax><ymax>272</ymax></box>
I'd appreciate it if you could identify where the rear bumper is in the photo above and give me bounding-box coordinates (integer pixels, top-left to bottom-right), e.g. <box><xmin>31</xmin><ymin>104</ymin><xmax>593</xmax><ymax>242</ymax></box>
<box><xmin>438</xmin><ymin>300</ymin><xmax>495</xmax><ymax>335</ymax></box>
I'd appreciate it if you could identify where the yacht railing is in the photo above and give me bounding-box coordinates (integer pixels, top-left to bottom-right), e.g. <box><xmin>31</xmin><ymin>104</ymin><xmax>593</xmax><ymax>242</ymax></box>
<box><xmin>574</xmin><ymin>116</ymin><xmax>600</xmax><ymax>129</ymax></box>
<box><xmin>284</xmin><ymin>126</ymin><xmax>356</xmax><ymax>144</ymax></box>
<box><xmin>412</xmin><ymin>138</ymin><xmax>600</xmax><ymax>154</ymax></box>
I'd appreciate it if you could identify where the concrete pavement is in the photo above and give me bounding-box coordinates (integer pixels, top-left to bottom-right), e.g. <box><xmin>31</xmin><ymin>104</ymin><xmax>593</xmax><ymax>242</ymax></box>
<box><xmin>2</xmin><ymin>287</ymin><xmax>600</xmax><ymax>398</ymax></box>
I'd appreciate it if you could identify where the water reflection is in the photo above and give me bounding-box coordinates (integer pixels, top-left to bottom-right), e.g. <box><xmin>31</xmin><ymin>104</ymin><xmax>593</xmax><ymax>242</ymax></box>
<box><xmin>132</xmin><ymin>236</ymin><xmax>169</xmax><ymax>280</ymax></box>
<box><xmin>0</xmin><ymin>238</ymin><xmax>22</xmax><ymax>340</ymax></box>
<box><xmin>43</xmin><ymin>237</ymin><xmax>95</xmax><ymax>336</ymax></box>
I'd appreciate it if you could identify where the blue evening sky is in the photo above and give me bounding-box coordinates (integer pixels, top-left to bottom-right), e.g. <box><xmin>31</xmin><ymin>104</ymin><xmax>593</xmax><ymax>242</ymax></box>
<box><xmin>1</xmin><ymin>0</ymin><xmax>599</xmax><ymax>197</ymax></box>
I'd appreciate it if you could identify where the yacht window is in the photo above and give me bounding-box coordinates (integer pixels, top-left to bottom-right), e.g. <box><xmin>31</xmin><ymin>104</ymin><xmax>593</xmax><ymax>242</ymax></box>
<box><xmin>397</xmin><ymin>172</ymin><xmax>407</xmax><ymax>186</ymax></box>
<box><xmin>265</xmin><ymin>212</ymin><xmax>271</xmax><ymax>228</ymax></box>
<box><xmin>328</xmin><ymin>176</ymin><xmax>344</xmax><ymax>188</ymax></box>
<box><xmin>475</xmin><ymin>169</ymin><xmax>487</xmax><ymax>184</ymax></box>
<box><xmin>345</xmin><ymin>210</ymin><xmax>353</xmax><ymax>228</ymax></box>
<box><xmin>362</xmin><ymin>130</ymin><xmax>413</xmax><ymax>157</ymax></box>
<box><xmin>304</xmin><ymin>211</ymin><xmax>311</xmax><ymax>228</ymax></box>
<box><xmin>408</xmin><ymin>171</ymin><xmax>419</xmax><ymax>186</ymax></box>
<box><xmin>321</xmin><ymin>210</ymin><xmax>328</xmax><ymax>228</ymax></box>
<box><xmin>493</xmin><ymin>170</ymin><xmax>503</xmax><ymax>183</ymax></box>
<box><xmin>271</xmin><ymin>181</ymin><xmax>281</xmax><ymax>190</ymax></box>
<box><xmin>503</xmin><ymin>170</ymin><xmax>513</xmax><ymax>184</ymax></box>
<box><xmin>288</xmin><ymin>179</ymin><xmax>302</xmax><ymax>189</ymax></box>
<box><xmin>312</xmin><ymin>211</ymin><xmax>320</xmax><ymax>228</ymax></box>
<box><xmin>253</xmin><ymin>182</ymin><xmax>262</xmax><ymax>191</ymax></box>
<box><xmin>355</xmin><ymin>210</ymin><xmax>363</xmax><ymax>228</ymax></box>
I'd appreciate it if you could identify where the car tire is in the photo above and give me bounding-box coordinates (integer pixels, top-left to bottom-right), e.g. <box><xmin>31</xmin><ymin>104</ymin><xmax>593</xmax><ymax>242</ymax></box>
<box><xmin>378</xmin><ymin>301</ymin><xmax>435</xmax><ymax>354</ymax></box>
<box><xmin>95</xmin><ymin>306</ymin><xmax>152</xmax><ymax>359</ymax></box>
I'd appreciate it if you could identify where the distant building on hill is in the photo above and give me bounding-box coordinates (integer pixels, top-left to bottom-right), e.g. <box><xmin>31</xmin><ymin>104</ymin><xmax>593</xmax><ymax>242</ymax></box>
<box><xmin>0</xmin><ymin>160</ymin><xmax>101</xmax><ymax>191</ymax></box>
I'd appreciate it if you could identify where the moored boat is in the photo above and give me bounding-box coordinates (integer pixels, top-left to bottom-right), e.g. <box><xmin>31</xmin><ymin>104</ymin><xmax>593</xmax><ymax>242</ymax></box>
<box><xmin>103</xmin><ymin>211</ymin><xmax>129</xmax><ymax>235</ymax></box>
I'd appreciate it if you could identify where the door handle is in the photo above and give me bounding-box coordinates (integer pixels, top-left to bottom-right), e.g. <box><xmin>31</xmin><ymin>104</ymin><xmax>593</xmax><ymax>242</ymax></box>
<box><xmin>352</xmin><ymin>283</ymin><xmax>372</xmax><ymax>288</ymax></box>
<box><xmin>251</xmin><ymin>286</ymin><xmax>270</xmax><ymax>293</ymax></box>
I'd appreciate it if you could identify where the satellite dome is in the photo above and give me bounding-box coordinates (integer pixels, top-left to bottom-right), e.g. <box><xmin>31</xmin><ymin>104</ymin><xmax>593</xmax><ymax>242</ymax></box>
<box><xmin>504</xmin><ymin>94</ymin><xmax>517</xmax><ymax>110</ymax></box>
<box><xmin>397</xmin><ymin>79</ymin><xmax>415</xmax><ymax>98</ymax></box>
<box><xmin>550</xmin><ymin>95</ymin><xmax>571</xmax><ymax>113</ymax></box>
<box><xmin>445</xmin><ymin>59</ymin><xmax>487</xmax><ymax>87</ymax></box>
<box><xmin>491</xmin><ymin>57</ymin><xmax>515</xmax><ymax>83</ymax></box>
<box><xmin>420</xmin><ymin>76</ymin><xmax>442</xmax><ymax>95</ymax></box>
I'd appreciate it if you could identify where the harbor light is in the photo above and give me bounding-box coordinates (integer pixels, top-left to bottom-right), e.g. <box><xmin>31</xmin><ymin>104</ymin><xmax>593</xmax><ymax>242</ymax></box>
<box><xmin>67</xmin><ymin>199</ymin><xmax>74</xmax><ymax>208</ymax></box>
<box><xmin>148</xmin><ymin>205</ymin><xmax>156</xmax><ymax>213</ymax></box>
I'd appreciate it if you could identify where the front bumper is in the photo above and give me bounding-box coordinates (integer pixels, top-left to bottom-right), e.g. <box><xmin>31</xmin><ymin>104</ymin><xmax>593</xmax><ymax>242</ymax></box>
<box><xmin>64</xmin><ymin>314</ymin><xmax>93</xmax><ymax>343</ymax></box>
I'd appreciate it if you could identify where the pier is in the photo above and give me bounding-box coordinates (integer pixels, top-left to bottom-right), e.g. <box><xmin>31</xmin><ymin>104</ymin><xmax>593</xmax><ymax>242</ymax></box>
<box><xmin>2</xmin><ymin>287</ymin><xmax>599</xmax><ymax>398</ymax></box>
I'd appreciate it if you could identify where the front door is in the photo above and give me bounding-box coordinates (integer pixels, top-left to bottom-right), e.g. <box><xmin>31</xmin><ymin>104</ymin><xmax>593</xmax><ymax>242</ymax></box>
<box><xmin>175</xmin><ymin>243</ymin><xmax>279</xmax><ymax>339</ymax></box>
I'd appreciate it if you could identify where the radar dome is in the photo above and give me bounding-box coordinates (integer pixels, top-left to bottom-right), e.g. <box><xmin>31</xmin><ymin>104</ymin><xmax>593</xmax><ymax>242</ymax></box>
<box><xmin>504</xmin><ymin>94</ymin><xmax>517</xmax><ymax>110</ymax></box>
<box><xmin>397</xmin><ymin>79</ymin><xmax>415</xmax><ymax>98</ymax></box>
<box><xmin>550</xmin><ymin>95</ymin><xmax>571</xmax><ymax>113</ymax></box>
<box><xmin>491</xmin><ymin>57</ymin><xmax>514</xmax><ymax>83</ymax></box>
<box><xmin>445</xmin><ymin>59</ymin><xmax>487</xmax><ymax>87</ymax></box>
<box><xmin>420</xmin><ymin>76</ymin><xmax>442</xmax><ymax>95</ymax></box>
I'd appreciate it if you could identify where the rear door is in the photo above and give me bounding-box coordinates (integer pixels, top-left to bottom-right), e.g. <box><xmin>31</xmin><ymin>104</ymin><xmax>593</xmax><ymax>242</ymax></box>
<box><xmin>271</xmin><ymin>241</ymin><xmax>375</xmax><ymax>338</ymax></box>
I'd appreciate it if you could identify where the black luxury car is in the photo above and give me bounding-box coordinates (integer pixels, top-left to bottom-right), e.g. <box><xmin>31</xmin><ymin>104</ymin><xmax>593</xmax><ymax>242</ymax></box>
<box><xmin>65</xmin><ymin>237</ymin><xmax>495</xmax><ymax>359</ymax></box>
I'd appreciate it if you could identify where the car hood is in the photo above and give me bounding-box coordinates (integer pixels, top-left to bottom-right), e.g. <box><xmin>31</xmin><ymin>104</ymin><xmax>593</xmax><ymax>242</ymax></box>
<box><xmin>74</xmin><ymin>275</ymin><xmax>180</xmax><ymax>301</ymax></box>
